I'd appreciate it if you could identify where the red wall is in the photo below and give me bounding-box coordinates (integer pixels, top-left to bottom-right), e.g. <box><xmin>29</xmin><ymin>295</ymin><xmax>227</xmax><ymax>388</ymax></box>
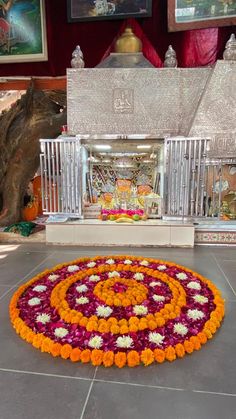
<box><xmin>0</xmin><ymin>0</ymin><xmax>234</xmax><ymax>77</ymax></box>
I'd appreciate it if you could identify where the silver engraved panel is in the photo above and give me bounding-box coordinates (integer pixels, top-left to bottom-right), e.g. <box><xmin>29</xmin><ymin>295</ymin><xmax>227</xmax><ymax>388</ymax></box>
<box><xmin>67</xmin><ymin>68</ymin><xmax>210</xmax><ymax>138</ymax></box>
<box><xmin>190</xmin><ymin>60</ymin><xmax>236</xmax><ymax>158</ymax></box>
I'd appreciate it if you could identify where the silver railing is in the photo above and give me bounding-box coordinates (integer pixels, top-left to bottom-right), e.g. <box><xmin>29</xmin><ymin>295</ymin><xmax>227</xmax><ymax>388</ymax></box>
<box><xmin>165</xmin><ymin>137</ymin><xmax>208</xmax><ymax>218</ymax></box>
<box><xmin>204</xmin><ymin>158</ymin><xmax>236</xmax><ymax>218</ymax></box>
<box><xmin>40</xmin><ymin>137</ymin><xmax>83</xmax><ymax>216</ymax></box>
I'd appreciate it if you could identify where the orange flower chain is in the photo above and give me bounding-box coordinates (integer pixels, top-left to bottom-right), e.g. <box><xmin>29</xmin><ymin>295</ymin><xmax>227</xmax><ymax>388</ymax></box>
<box><xmin>9</xmin><ymin>255</ymin><xmax>225</xmax><ymax>367</ymax></box>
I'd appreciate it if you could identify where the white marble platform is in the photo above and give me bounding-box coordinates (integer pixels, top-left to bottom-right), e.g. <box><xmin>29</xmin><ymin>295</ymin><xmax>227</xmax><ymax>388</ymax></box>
<box><xmin>46</xmin><ymin>219</ymin><xmax>194</xmax><ymax>247</ymax></box>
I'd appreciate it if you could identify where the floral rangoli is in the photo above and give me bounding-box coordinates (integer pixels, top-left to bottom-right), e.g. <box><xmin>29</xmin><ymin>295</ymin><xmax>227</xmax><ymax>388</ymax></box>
<box><xmin>10</xmin><ymin>256</ymin><xmax>225</xmax><ymax>367</ymax></box>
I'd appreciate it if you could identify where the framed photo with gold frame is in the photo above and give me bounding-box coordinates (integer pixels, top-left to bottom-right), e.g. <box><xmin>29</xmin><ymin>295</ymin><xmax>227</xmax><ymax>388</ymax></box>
<box><xmin>67</xmin><ymin>0</ymin><xmax>152</xmax><ymax>22</ymax></box>
<box><xmin>0</xmin><ymin>0</ymin><xmax>48</xmax><ymax>63</ymax></box>
<box><xmin>168</xmin><ymin>0</ymin><xmax>236</xmax><ymax>32</ymax></box>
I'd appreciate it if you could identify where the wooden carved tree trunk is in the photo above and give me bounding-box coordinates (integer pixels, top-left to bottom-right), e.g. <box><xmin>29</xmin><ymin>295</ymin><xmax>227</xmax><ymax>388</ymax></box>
<box><xmin>0</xmin><ymin>85</ymin><xmax>66</xmax><ymax>226</ymax></box>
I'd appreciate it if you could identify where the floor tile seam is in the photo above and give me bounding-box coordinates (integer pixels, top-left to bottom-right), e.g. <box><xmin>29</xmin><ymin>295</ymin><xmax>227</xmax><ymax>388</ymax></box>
<box><xmin>211</xmin><ymin>253</ymin><xmax>236</xmax><ymax>297</ymax></box>
<box><xmin>79</xmin><ymin>367</ymin><xmax>98</xmax><ymax>419</ymax></box>
<box><xmin>192</xmin><ymin>389</ymin><xmax>236</xmax><ymax>398</ymax></box>
<box><xmin>92</xmin><ymin>378</ymin><xmax>236</xmax><ymax>397</ymax></box>
<box><xmin>1</xmin><ymin>367</ymin><xmax>236</xmax><ymax>399</ymax></box>
<box><xmin>0</xmin><ymin>252</ymin><xmax>61</xmax><ymax>302</ymax></box>
<box><xmin>0</xmin><ymin>367</ymin><xmax>94</xmax><ymax>382</ymax></box>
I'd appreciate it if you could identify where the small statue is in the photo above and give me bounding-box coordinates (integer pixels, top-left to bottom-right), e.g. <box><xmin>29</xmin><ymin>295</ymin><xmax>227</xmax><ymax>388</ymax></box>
<box><xmin>71</xmin><ymin>45</ymin><xmax>85</xmax><ymax>68</ymax></box>
<box><xmin>164</xmin><ymin>45</ymin><xmax>177</xmax><ymax>68</ymax></box>
<box><xmin>223</xmin><ymin>34</ymin><xmax>236</xmax><ymax>61</ymax></box>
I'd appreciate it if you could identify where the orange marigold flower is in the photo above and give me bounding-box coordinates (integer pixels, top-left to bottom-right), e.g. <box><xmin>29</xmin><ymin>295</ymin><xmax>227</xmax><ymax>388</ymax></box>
<box><xmin>115</xmin><ymin>352</ymin><xmax>126</xmax><ymax>368</ymax></box>
<box><xmin>80</xmin><ymin>349</ymin><xmax>91</xmax><ymax>363</ymax></box>
<box><xmin>110</xmin><ymin>325</ymin><xmax>120</xmax><ymax>334</ymax></box>
<box><xmin>175</xmin><ymin>343</ymin><xmax>185</xmax><ymax>358</ymax></box>
<box><xmin>165</xmin><ymin>346</ymin><xmax>176</xmax><ymax>362</ymax></box>
<box><xmin>127</xmin><ymin>351</ymin><xmax>140</xmax><ymax>367</ymax></box>
<box><xmin>91</xmin><ymin>349</ymin><xmax>104</xmax><ymax>366</ymax></box>
<box><xmin>61</xmin><ymin>344</ymin><xmax>73</xmax><ymax>359</ymax></box>
<box><xmin>79</xmin><ymin>317</ymin><xmax>88</xmax><ymax>327</ymax></box>
<box><xmin>184</xmin><ymin>340</ymin><xmax>194</xmax><ymax>354</ymax></box>
<box><xmin>205</xmin><ymin>321</ymin><xmax>217</xmax><ymax>334</ymax></box>
<box><xmin>107</xmin><ymin>317</ymin><xmax>118</xmax><ymax>325</ymax></box>
<box><xmin>148</xmin><ymin>320</ymin><xmax>157</xmax><ymax>330</ymax></box>
<box><xmin>64</xmin><ymin>313</ymin><xmax>72</xmax><ymax>323</ymax></box>
<box><xmin>129</xmin><ymin>317</ymin><xmax>139</xmax><ymax>325</ymax></box>
<box><xmin>70</xmin><ymin>348</ymin><xmax>81</xmax><ymax>362</ymax></box>
<box><xmin>86</xmin><ymin>321</ymin><xmax>98</xmax><ymax>332</ymax></box>
<box><xmin>139</xmin><ymin>320</ymin><xmax>148</xmax><ymax>331</ymax></box>
<box><xmin>106</xmin><ymin>298</ymin><xmax>114</xmax><ymax>306</ymax></box>
<box><xmin>154</xmin><ymin>348</ymin><xmax>165</xmax><ymax>363</ymax></box>
<box><xmin>119</xmin><ymin>319</ymin><xmax>128</xmax><ymax>326</ymax></box>
<box><xmin>197</xmin><ymin>332</ymin><xmax>207</xmax><ymax>345</ymax></box>
<box><xmin>51</xmin><ymin>343</ymin><xmax>62</xmax><ymax>357</ymax></box>
<box><xmin>41</xmin><ymin>337</ymin><xmax>53</xmax><ymax>353</ymax></box>
<box><xmin>25</xmin><ymin>330</ymin><xmax>34</xmax><ymax>343</ymax></box>
<box><xmin>32</xmin><ymin>334</ymin><xmax>44</xmax><ymax>349</ymax></box>
<box><xmin>155</xmin><ymin>317</ymin><xmax>165</xmax><ymax>327</ymax></box>
<box><xmin>103</xmin><ymin>351</ymin><xmax>114</xmax><ymax>367</ymax></box>
<box><xmin>114</xmin><ymin>298</ymin><xmax>121</xmax><ymax>306</ymax></box>
<box><xmin>189</xmin><ymin>336</ymin><xmax>201</xmax><ymax>350</ymax></box>
<box><xmin>98</xmin><ymin>323</ymin><xmax>110</xmax><ymax>333</ymax></box>
<box><xmin>129</xmin><ymin>324</ymin><xmax>138</xmax><ymax>333</ymax></box>
<box><xmin>120</xmin><ymin>325</ymin><xmax>129</xmax><ymax>334</ymax></box>
<box><xmin>141</xmin><ymin>349</ymin><xmax>154</xmax><ymax>366</ymax></box>
<box><xmin>203</xmin><ymin>329</ymin><xmax>213</xmax><ymax>339</ymax></box>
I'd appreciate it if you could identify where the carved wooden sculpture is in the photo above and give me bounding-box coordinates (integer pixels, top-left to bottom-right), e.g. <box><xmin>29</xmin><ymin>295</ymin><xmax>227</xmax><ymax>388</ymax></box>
<box><xmin>0</xmin><ymin>84</ymin><xmax>66</xmax><ymax>226</ymax></box>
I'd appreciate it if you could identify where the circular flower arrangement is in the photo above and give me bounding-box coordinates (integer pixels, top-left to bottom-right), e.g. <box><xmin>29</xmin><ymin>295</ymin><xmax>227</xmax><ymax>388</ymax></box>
<box><xmin>9</xmin><ymin>256</ymin><xmax>225</xmax><ymax>368</ymax></box>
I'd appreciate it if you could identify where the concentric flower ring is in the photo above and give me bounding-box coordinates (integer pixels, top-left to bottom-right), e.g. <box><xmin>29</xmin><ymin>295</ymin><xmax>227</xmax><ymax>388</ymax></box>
<box><xmin>9</xmin><ymin>255</ymin><xmax>225</xmax><ymax>367</ymax></box>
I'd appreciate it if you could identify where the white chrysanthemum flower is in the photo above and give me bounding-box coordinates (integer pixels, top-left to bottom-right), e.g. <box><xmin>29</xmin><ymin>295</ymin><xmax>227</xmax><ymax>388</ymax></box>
<box><xmin>76</xmin><ymin>284</ymin><xmax>88</xmax><ymax>293</ymax></box>
<box><xmin>96</xmin><ymin>305</ymin><xmax>113</xmax><ymax>318</ymax></box>
<box><xmin>28</xmin><ymin>297</ymin><xmax>41</xmax><ymax>306</ymax></box>
<box><xmin>106</xmin><ymin>259</ymin><xmax>115</xmax><ymax>265</ymax></box>
<box><xmin>150</xmin><ymin>281</ymin><xmax>162</xmax><ymax>287</ymax></box>
<box><xmin>174</xmin><ymin>323</ymin><xmax>188</xmax><ymax>336</ymax></box>
<box><xmin>108</xmin><ymin>271</ymin><xmax>120</xmax><ymax>278</ymax></box>
<box><xmin>54</xmin><ymin>327</ymin><xmax>68</xmax><ymax>338</ymax></box>
<box><xmin>116</xmin><ymin>335</ymin><xmax>133</xmax><ymax>348</ymax></box>
<box><xmin>76</xmin><ymin>296</ymin><xmax>89</xmax><ymax>305</ymax></box>
<box><xmin>158</xmin><ymin>265</ymin><xmax>167</xmax><ymax>271</ymax></box>
<box><xmin>32</xmin><ymin>285</ymin><xmax>47</xmax><ymax>293</ymax></box>
<box><xmin>68</xmin><ymin>265</ymin><xmax>79</xmax><ymax>273</ymax></box>
<box><xmin>134</xmin><ymin>272</ymin><xmax>144</xmax><ymax>281</ymax></box>
<box><xmin>48</xmin><ymin>274</ymin><xmax>59</xmax><ymax>282</ymax></box>
<box><xmin>36</xmin><ymin>313</ymin><xmax>51</xmax><ymax>324</ymax></box>
<box><xmin>124</xmin><ymin>259</ymin><xmax>132</xmax><ymax>265</ymax></box>
<box><xmin>89</xmin><ymin>275</ymin><xmax>100</xmax><ymax>282</ymax></box>
<box><xmin>176</xmin><ymin>272</ymin><xmax>188</xmax><ymax>280</ymax></box>
<box><xmin>193</xmin><ymin>295</ymin><xmax>209</xmax><ymax>304</ymax></box>
<box><xmin>149</xmin><ymin>332</ymin><xmax>165</xmax><ymax>346</ymax></box>
<box><xmin>140</xmin><ymin>260</ymin><xmax>149</xmax><ymax>266</ymax></box>
<box><xmin>133</xmin><ymin>305</ymin><xmax>148</xmax><ymax>316</ymax></box>
<box><xmin>187</xmin><ymin>281</ymin><xmax>201</xmax><ymax>290</ymax></box>
<box><xmin>87</xmin><ymin>261</ymin><xmax>96</xmax><ymax>268</ymax></box>
<box><xmin>187</xmin><ymin>309</ymin><xmax>204</xmax><ymax>321</ymax></box>
<box><xmin>88</xmin><ymin>336</ymin><xmax>103</xmax><ymax>349</ymax></box>
<box><xmin>153</xmin><ymin>294</ymin><xmax>165</xmax><ymax>303</ymax></box>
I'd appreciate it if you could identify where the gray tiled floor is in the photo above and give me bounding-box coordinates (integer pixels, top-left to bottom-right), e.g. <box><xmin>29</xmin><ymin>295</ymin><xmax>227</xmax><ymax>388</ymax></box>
<box><xmin>0</xmin><ymin>243</ymin><xmax>235</xmax><ymax>419</ymax></box>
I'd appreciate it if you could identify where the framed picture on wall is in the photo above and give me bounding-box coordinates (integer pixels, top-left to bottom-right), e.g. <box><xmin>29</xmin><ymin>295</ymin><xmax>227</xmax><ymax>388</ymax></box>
<box><xmin>168</xmin><ymin>0</ymin><xmax>236</xmax><ymax>32</ymax></box>
<box><xmin>67</xmin><ymin>0</ymin><xmax>152</xmax><ymax>22</ymax></box>
<box><xmin>0</xmin><ymin>0</ymin><xmax>48</xmax><ymax>63</ymax></box>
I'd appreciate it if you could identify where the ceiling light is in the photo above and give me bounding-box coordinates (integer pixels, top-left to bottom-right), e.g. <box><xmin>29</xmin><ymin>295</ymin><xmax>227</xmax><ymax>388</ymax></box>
<box><xmin>94</xmin><ymin>145</ymin><xmax>112</xmax><ymax>150</ymax></box>
<box><xmin>137</xmin><ymin>145</ymin><xmax>152</xmax><ymax>149</ymax></box>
